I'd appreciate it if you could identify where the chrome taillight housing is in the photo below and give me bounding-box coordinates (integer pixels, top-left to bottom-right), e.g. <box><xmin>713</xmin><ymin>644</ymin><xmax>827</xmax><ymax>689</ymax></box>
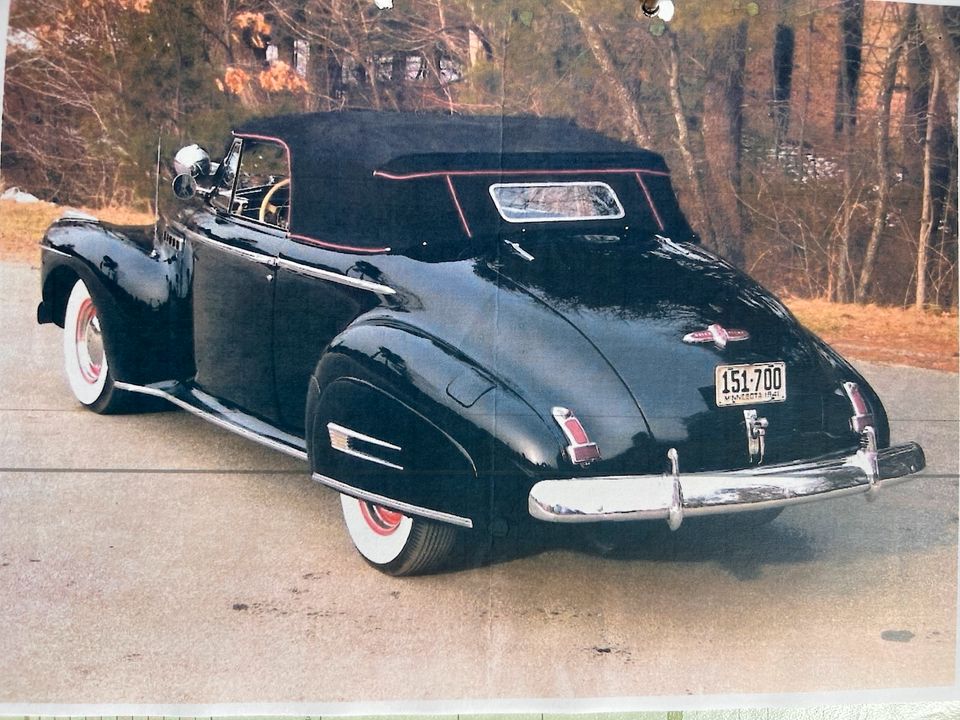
<box><xmin>551</xmin><ymin>407</ymin><xmax>601</xmax><ymax>466</ymax></box>
<box><xmin>842</xmin><ymin>381</ymin><xmax>875</xmax><ymax>434</ymax></box>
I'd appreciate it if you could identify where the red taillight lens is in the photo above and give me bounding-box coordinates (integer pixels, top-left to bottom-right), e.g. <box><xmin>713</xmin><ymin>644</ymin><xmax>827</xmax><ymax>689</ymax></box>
<box><xmin>563</xmin><ymin>417</ymin><xmax>589</xmax><ymax>445</ymax></box>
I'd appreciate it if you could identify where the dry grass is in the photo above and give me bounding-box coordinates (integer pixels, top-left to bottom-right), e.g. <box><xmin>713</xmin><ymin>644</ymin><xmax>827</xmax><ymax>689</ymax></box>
<box><xmin>0</xmin><ymin>199</ymin><xmax>154</xmax><ymax>265</ymax></box>
<box><xmin>785</xmin><ymin>297</ymin><xmax>959</xmax><ymax>373</ymax></box>
<box><xmin>0</xmin><ymin>200</ymin><xmax>956</xmax><ymax>372</ymax></box>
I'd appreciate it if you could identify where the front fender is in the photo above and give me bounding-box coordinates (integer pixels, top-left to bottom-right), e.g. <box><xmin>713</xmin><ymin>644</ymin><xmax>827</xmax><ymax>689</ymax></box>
<box><xmin>39</xmin><ymin>219</ymin><xmax>190</xmax><ymax>384</ymax></box>
<box><xmin>306</xmin><ymin>321</ymin><xmax>566</xmax><ymax>529</ymax></box>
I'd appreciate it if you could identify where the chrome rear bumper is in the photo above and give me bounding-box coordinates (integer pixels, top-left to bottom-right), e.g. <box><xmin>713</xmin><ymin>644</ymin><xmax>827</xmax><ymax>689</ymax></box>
<box><xmin>528</xmin><ymin>437</ymin><xmax>925</xmax><ymax>530</ymax></box>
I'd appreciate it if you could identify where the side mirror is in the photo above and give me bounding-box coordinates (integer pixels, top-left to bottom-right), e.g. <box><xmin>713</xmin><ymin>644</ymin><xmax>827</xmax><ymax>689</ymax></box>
<box><xmin>172</xmin><ymin>173</ymin><xmax>198</xmax><ymax>199</ymax></box>
<box><xmin>173</xmin><ymin>144</ymin><xmax>211</xmax><ymax>178</ymax></box>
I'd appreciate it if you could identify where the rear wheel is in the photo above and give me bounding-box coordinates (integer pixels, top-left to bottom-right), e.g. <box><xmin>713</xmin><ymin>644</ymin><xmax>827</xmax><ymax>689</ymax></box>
<box><xmin>339</xmin><ymin>494</ymin><xmax>457</xmax><ymax>576</ymax></box>
<box><xmin>62</xmin><ymin>279</ymin><xmax>132</xmax><ymax>413</ymax></box>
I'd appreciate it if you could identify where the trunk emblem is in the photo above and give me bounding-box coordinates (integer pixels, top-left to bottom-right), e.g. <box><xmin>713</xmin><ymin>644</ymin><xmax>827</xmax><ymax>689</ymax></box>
<box><xmin>683</xmin><ymin>323</ymin><xmax>749</xmax><ymax>349</ymax></box>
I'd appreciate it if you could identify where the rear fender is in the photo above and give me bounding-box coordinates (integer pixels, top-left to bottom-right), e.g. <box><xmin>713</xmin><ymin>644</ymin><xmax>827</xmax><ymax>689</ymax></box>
<box><xmin>806</xmin><ymin>330</ymin><xmax>891</xmax><ymax>448</ymax></box>
<box><xmin>306</xmin><ymin>321</ymin><xmax>565</xmax><ymax>530</ymax></box>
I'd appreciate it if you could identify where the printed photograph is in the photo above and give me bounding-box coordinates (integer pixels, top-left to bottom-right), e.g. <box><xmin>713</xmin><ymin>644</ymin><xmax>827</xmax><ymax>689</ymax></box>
<box><xmin>0</xmin><ymin>0</ymin><xmax>957</xmax><ymax>708</ymax></box>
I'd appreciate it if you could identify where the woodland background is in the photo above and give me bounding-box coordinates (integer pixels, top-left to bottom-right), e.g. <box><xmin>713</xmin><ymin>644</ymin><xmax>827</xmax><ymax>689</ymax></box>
<box><xmin>2</xmin><ymin>0</ymin><xmax>958</xmax><ymax>309</ymax></box>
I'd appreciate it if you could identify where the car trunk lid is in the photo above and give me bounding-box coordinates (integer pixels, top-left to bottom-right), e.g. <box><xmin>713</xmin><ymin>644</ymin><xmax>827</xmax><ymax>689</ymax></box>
<box><xmin>488</xmin><ymin>234</ymin><xmax>855</xmax><ymax>471</ymax></box>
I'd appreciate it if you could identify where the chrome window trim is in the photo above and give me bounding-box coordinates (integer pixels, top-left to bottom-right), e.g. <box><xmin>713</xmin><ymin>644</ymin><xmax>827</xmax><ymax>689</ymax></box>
<box><xmin>276</xmin><ymin>257</ymin><xmax>396</xmax><ymax>295</ymax></box>
<box><xmin>212</xmin><ymin>139</ymin><xmax>243</xmax><ymax>213</ymax></box>
<box><xmin>312</xmin><ymin>472</ymin><xmax>474</xmax><ymax>529</ymax></box>
<box><xmin>489</xmin><ymin>181</ymin><xmax>626</xmax><ymax>224</ymax></box>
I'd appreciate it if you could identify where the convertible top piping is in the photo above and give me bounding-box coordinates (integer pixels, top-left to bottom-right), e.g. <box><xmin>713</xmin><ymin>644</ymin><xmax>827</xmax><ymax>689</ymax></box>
<box><xmin>634</xmin><ymin>173</ymin><xmax>664</xmax><ymax>231</ymax></box>
<box><xmin>445</xmin><ymin>176</ymin><xmax>473</xmax><ymax>238</ymax></box>
<box><xmin>373</xmin><ymin>167</ymin><xmax>672</xmax><ymax>181</ymax></box>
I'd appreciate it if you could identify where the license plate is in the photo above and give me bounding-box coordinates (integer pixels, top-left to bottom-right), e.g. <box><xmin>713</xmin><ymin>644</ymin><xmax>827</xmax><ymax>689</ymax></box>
<box><xmin>715</xmin><ymin>362</ymin><xmax>786</xmax><ymax>407</ymax></box>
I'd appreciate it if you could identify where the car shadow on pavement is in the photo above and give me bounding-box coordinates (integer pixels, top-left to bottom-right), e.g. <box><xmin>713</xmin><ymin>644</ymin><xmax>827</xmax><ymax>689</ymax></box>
<box><xmin>474</xmin><ymin>514</ymin><xmax>819</xmax><ymax>580</ymax></box>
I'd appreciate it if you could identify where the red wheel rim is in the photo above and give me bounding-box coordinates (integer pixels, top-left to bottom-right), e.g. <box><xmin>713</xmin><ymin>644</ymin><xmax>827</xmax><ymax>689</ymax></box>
<box><xmin>359</xmin><ymin>501</ymin><xmax>405</xmax><ymax>536</ymax></box>
<box><xmin>74</xmin><ymin>297</ymin><xmax>103</xmax><ymax>384</ymax></box>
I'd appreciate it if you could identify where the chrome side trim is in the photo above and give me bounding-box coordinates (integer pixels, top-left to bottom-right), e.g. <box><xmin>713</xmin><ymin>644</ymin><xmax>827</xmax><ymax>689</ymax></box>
<box><xmin>276</xmin><ymin>257</ymin><xmax>396</xmax><ymax>295</ymax></box>
<box><xmin>41</xmin><ymin>245</ymin><xmax>72</xmax><ymax>258</ymax></box>
<box><xmin>327</xmin><ymin>422</ymin><xmax>404</xmax><ymax>470</ymax></box>
<box><xmin>114</xmin><ymin>381</ymin><xmax>308</xmax><ymax>461</ymax></box>
<box><xmin>185</xmin><ymin>230</ymin><xmax>276</xmax><ymax>266</ymax></box>
<box><xmin>528</xmin><ymin>439</ymin><xmax>925</xmax><ymax>527</ymax></box>
<box><xmin>312</xmin><ymin>472</ymin><xmax>474</xmax><ymax>529</ymax></box>
<box><xmin>327</xmin><ymin>422</ymin><xmax>401</xmax><ymax>450</ymax></box>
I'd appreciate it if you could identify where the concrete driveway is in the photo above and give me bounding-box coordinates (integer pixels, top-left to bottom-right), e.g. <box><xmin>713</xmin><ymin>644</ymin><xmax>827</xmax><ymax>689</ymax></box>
<box><xmin>0</xmin><ymin>261</ymin><xmax>956</xmax><ymax>704</ymax></box>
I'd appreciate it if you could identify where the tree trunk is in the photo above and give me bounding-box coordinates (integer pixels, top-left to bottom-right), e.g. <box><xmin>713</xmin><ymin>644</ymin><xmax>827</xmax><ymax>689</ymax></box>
<box><xmin>795</xmin><ymin>15</ymin><xmax>814</xmax><ymax>181</ymax></box>
<box><xmin>855</xmin><ymin>6</ymin><xmax>913</xmax><ymax>302</ymax></box>
<box><xmin>663</xmin><ymin>30</ymin><xmax>716</xmax><ymax>247</ymax></box>
<box><xmin>915</xmin><ymin>65</ymin><xmax>940</xmax><ymax>309</ymax></box>
<box><xmin>772</xmin><ymin>23</ymin><xmax>795</xmax><ymax>151</ymax></box>
<box><xmin>903</xmin><ymin>18</ymin><xmax>929</xmax><ymax>183</ymax></box>
<box><xmin>560</xmin><ymin>0</ymin><xmax>651</xmax><ymax>147</ymax></box>
<box><xmin>833</xmin><ymin>145</ymin><xmax>854</xmax><ymax>303</ymax></box>
<box><xmin>701</xmin><ymin>20</ymin><xmax>748</xmax><ymax>265</ymax></box>
<box><xmin>933</xmin><ymin>150</ymin><xmax>957</xmax><ymax>308</ymax></box>
<box><xmin>834</xmin><ymin>0</ymin><xmax>864</xmax><ymax>135</ymax></box>
<box><xmin>918</xmin><ymin>6</ymin><xmax>959</xmax><ymax>137</ymax></box>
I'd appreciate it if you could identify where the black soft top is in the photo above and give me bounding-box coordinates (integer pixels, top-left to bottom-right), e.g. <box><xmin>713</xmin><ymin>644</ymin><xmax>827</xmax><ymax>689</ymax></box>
<box><xmin>233</xmin><ymin>110</ymin><xmax>691</xmax><ymax>252</ymax></box>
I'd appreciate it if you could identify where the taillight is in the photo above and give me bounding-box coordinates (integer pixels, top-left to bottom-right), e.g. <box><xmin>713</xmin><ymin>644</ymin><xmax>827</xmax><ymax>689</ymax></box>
<box><xmin>552</xmin><ymin>407</ymin><xmax>601</xmax><ymax>466</ymax></box>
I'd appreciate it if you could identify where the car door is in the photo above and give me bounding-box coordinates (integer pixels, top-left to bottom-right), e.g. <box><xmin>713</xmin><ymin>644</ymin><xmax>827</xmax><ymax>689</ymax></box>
<box><xmin>186</xmin><ymin>136</ymin><xmax>290</xmax><ymax>421</ymax></box>
<box><xmin>272</xmin><ymin>241</ymin><xmax>388</xmax><ymax>433</ymax></box>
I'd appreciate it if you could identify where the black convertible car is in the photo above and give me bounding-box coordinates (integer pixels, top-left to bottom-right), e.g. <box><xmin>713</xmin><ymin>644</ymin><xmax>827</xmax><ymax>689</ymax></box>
<box><xmin>37</xmin><ymin>111</ymin><xmax>925</xmax><ymax>575</ymax></box>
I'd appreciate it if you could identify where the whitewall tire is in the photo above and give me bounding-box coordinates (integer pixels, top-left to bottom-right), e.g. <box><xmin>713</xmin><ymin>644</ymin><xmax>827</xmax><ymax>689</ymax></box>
<box><xmin>339</xmin><ymin>494</ymin><xmax>457</xmax><ymax>576</ymax></box>
<box><xmin>62</xmin><ymin>279</ymin><xmax>129</xmax><ymax>413</ymax></box>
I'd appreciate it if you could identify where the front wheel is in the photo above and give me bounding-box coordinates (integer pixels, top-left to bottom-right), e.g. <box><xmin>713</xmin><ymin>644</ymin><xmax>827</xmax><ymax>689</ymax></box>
<box><xmin>62</xmin><ymin>279</ymin><xmax>132</xmax><ymax>413</ymax></box>
<box><xmin>339</xmin><ymin>494</ymin><xmax>457</xmax><ymax>576</ymax></box>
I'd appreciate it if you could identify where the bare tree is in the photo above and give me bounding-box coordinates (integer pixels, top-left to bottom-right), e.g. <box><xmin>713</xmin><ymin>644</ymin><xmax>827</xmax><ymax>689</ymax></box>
<box><xmin>833</xmin><ymin>0</ymin><xmax>863</xmax><ymax>135</ymax></box>
<box><xmin>856</xmin><ymin>5</ymin><xmax>912</xmax><ymax>302</ymax></box>
<box><xmin>701</xmin><ymin>19</ymin><xmax>749</xmax><ymax>265</ymax></box>
<box><xmin>917</xmin><ymin>6</ymin><xmax>959</xmax><ymax>136</ymax></box>
<box><xmin>660</xmin><ymin>29</ymin><xmax>716</xmax><ymax>247</ymax></box>
<box><xmin>915</xmin><ymin>64</ymin><xmax>940</xmax><ymax>309</ymax></box>
<box><xmin>558</xmin><ymin>0</ymin><xmax>651</xmax><ymax>147</ymax></box>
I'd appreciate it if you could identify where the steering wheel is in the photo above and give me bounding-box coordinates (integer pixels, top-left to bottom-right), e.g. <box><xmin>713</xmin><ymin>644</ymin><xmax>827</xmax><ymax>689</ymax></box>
<box><xmin>259</xmin><ymin>178</ymin><xmax>290</xmax><ymax>226</ymax></box>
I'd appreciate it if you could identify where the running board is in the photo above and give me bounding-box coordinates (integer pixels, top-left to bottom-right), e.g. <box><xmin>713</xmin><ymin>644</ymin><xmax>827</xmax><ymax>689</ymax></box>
<box><xmin>114</xmin><ymin>380</ymin><xmax>308</xmax><ymax>461</ymax></box>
